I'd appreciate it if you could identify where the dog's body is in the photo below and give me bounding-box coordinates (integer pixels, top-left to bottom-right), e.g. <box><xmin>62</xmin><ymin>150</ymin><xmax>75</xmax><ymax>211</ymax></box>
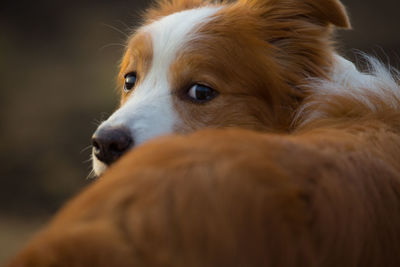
<box><xmin>8</xmin><ymin>0</ymin><xmax>400</xmax><ymax>266</ymax></box>
<box><xmin>8</xmin><ymin>126</ymin><xmax>400</xmax><ymax>267</ymax></box>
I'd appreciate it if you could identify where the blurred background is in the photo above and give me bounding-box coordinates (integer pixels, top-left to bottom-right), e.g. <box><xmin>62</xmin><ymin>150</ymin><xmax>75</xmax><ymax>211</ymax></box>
<box><xmin>0</xmin><ymin>0</ymin><xmax>399</xmax><ymax>263</ymax></box>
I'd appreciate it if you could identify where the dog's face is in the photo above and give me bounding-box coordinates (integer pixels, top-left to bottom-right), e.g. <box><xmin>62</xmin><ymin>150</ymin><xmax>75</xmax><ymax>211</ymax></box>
<box><xmin>92</xmin><ymin>0</ymin><xmax>350</xmax><ymax>176</ymax></box>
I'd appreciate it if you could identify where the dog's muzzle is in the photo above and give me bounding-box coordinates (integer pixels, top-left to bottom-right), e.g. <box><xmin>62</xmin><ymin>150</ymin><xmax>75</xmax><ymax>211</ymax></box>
<box><xmin>92</xmin><ymin>126</ymin><xmax>133</xmax><ymax>165</ymax></box>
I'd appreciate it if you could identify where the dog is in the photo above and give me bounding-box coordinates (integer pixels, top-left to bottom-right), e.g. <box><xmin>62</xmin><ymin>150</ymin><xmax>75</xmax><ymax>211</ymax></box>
<box><xmin>92</xmin><ymin>0</ymin><xmax>358</xmax><ymax>176</ymax></box>
<box><xmin>8</xmin><ymin>0</ymin><xmax>400</xmax><ymax>266</ymax></box>
<box><xmin>8</xmin><ymin>127</ymin><xmax>400</xmax><ymax>266</ymax></box>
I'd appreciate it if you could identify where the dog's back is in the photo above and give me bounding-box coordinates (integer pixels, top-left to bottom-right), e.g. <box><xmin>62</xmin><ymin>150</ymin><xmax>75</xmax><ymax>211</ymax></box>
<box><xmin>8</xmin><ymin>124</ymin><xmax>400</xmax><ymax>266</ymax></box>
<box><xmin>7</xmin><ymin>0</ymin><xmax>400</xmax><ymax>265</ymax></box>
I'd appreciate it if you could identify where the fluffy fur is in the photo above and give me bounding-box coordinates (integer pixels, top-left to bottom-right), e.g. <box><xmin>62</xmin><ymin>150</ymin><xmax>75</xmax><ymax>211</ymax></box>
<box><xmin>8</xmin><ymin>127</ymin><xmax>400</xmax><ymax>267</ymax></box>
<box><xmin>92</xmin><ymin>0</ymin><xmax>352</xmax><ymax>175</ymax></box>
<box><xmin>8</xmin><ymin>0</ymin><xmax>400</xmax><ymax>266</ymax></box>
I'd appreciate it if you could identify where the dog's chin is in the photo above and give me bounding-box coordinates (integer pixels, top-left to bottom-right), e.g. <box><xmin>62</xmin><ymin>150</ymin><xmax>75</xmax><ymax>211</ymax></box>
<box><xmin>92</xmin><ymin>155</ymin><xmax>108</xmax><ymax>177</ymax></box>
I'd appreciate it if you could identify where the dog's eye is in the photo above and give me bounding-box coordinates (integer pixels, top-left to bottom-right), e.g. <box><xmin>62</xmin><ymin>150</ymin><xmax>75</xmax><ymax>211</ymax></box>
<box><xmin>124</xmin><ymin>72</ymin><xmax>137</xmax><ymax>92</ymax></box>
<box><xmin>187</xmin><ymin>84</ymin><xmax>218</xmax><ymax>103</ymax></box>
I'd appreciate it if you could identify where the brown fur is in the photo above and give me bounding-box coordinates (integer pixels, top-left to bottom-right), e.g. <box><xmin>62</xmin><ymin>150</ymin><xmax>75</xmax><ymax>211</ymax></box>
<box><xmin>119</xmin><ymin>32</ymin><xmax>153</xmax><ymax>104</ymax></box>
<box><xmin>8</xmin><ymin>0</ymin><xmax>400</xmax><ymax>266</ymax></box>
<box><xmin>7</xmin><ymin>124</ymin><xmax>400</xmax><ymax>266</ymax></box>
<box><xmin>118</xmin><ymin>0</ymin><xmax>350</xmax><ymax>133</ymax></box>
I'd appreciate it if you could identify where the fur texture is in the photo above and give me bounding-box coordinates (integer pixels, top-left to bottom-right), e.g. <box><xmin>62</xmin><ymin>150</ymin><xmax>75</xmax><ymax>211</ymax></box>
<box><xmin>8</xmin><ymin>0</ymin><xmax>400</xmax><ymax>266</ymax></box>
<box><xmin>92</xmin><ymin>0</ymin><xmax>351</xmax><ymax>175</ymax></box>
<box><xmin>8</xmin><ymin>126</ymin><xmax>400</xmax><ymax>266</ymax></box>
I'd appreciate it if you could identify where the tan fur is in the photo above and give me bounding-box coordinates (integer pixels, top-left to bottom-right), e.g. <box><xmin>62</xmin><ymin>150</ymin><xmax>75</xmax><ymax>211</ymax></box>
<box><xmin>119</xmin><ymin>32</ymin><xmax>153</xmax><ymax>104</ymax></box>
<box><xmin>118</xmin><ymin>0</ymin><xmax>350</xmax><ymax>133</ymax></box>
<box><xmin>7</xmin><ymin>0</ymin><xmax>400</xmax><ymax>266</ymax></box>
<box><xmin>7</xmin><ymin>124</ymin><xmax>400</xmax><ymax>266</ymax></box>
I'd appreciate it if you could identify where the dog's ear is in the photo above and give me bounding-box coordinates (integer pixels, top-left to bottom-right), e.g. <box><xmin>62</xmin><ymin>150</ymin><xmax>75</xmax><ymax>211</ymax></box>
<box><xmin>299</xmin><ymin>0</ymin><xmax>350</xmax><ymax>28</ymax></box>
<box><xmin>240</xmin><ymin>0</ymin><xmax>351</xmax><ymax>29</ymax></box>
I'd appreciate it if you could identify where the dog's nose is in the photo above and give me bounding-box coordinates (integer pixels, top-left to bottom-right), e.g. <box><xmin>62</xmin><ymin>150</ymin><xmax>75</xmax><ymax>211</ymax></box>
<box><xmin>92</xmin><ymin>126</ymin><xmax>133</xmax><ymax>165</ymax></box>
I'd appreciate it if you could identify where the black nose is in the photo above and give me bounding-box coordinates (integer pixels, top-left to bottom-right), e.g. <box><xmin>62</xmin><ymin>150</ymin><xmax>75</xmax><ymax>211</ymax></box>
<box><xmin>92</xmin><ymin>126</ymin><xmax>133</xmax><ymax>165</ymax></box>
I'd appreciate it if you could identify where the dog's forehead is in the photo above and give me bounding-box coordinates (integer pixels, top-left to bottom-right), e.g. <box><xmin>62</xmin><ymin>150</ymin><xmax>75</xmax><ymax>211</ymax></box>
<box><xmin>139</xmin><ymin>7</ymin><xmax>221</xmax><ymax>61</ymax></box>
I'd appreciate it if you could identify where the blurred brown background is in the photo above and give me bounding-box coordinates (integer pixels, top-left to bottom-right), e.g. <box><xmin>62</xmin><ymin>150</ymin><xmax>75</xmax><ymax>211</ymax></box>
<box><xmin>0</xmin><ymin>0</ymin><xmax>399</xmax><ymax>263</ymax></box>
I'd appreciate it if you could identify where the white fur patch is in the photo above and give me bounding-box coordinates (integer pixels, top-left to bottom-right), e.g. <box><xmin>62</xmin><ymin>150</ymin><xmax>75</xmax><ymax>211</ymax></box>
<box><xmin>295</xmin><ymin>54</ymin><xmax>400</xmax><ymax>126</ymax></box>
<box><xmin>92</xmin><ymin>7</ymin><xmax>220</xmax><ymax>176</ymax></box>
<box><xmin>92</xmin><ymin>154</ymin><xmax>107</xmax><ymax>176</ymax></box>
<box><xmin>329</xmin><ymin>55</ymin><xmax>400</xmax><ymax>109</ymax></box>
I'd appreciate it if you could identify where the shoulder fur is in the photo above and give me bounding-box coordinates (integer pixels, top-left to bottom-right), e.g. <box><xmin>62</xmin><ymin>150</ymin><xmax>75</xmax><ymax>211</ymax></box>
<box><xmin>295</xmin><ymin>54</ymin><xmax>400</xmax><ymax>130</ymax></box>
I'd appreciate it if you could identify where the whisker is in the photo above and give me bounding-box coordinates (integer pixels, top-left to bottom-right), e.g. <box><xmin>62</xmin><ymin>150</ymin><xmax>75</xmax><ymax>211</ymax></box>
<box><xmin>99</xmin><ymin>43</ymin><xmax>126</xmax><ymax>52</ymax></box>
<box><xmin>115</xmin><ymin>20</ymin><xmax>130</xmax><ymax>31</ymax></box>
<box><xmin>83</xmin><ymin>157</ymin><xmax>94</xmax><ymax>164</ymax></box>
<box><xmin>100</xmin><ymin>112</ymin><xmax>110</xmax><ymax>121</ymax></box>
<box><xmin>92</xmin><ymin>114</ymin><xmax>108</xmax><ymax>127</ymax></box>
<box><xmin>83</xmin><ymin>153</ymin><xmax>93</xmax><ymax>164</ymax></box>
<box><xmin>80</xmin><ymin>145</ymin><xmax>93</xmax><ymax>154</ymax></box>
<box><xmin>84</xmin><ymin>154</ymin><xmax>97</xmax><ymax>180</ymax></box>
<box><xmin>100</xmin><ymin>23</ymin><xmax>129</xmax><ymax>38</ymax></box>
<box><xmin>86</xmin><ymin>169</ymin><xmax>96</xmax><ymax>180</ymax></box>
<box><xmin>92</xmin><ymin>119</ymin><xmax>104</xmax><ymax>127</ymax></box>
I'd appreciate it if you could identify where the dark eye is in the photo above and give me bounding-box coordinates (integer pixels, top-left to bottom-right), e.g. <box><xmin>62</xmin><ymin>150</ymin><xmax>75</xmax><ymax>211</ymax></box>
<box><xmin>187</xmin><ymin>84</ymin><xmax>218</xmax><ymax>103</ymax></box>
<box><xmin>124</xmin><ymin>72</ymin><xmax>137</xmax><ymax>92</ymax></box>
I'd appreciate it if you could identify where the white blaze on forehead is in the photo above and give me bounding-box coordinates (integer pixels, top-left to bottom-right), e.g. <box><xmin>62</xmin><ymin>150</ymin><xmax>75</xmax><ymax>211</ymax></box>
<box><xmin>105</xmin><ymin>6</ymin><xmax>220</xmax><ymax>143</ymax></box>
<box><xmin>143</xmin><ymin>6</ymin><xmax>220</xmax><ymax>74</ymax></box>
<box><xmin>92</xmin><ymin>7</ymin><xmax>220</xmax><ymax>175</ymax></box>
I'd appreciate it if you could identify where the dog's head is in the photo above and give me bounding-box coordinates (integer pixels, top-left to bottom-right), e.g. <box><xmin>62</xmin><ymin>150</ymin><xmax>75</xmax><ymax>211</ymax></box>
<box><xmin>92</xmin><ymin>0</ymin><xmax>350</xmax><ymax>176</ymax></box>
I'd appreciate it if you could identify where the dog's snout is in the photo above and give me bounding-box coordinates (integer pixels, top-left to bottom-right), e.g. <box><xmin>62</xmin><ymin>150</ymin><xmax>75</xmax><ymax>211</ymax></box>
<box><xmin>92</xmin><ymin>126</ymin><xmax>133</xmax><ymax>165</ymax></box>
